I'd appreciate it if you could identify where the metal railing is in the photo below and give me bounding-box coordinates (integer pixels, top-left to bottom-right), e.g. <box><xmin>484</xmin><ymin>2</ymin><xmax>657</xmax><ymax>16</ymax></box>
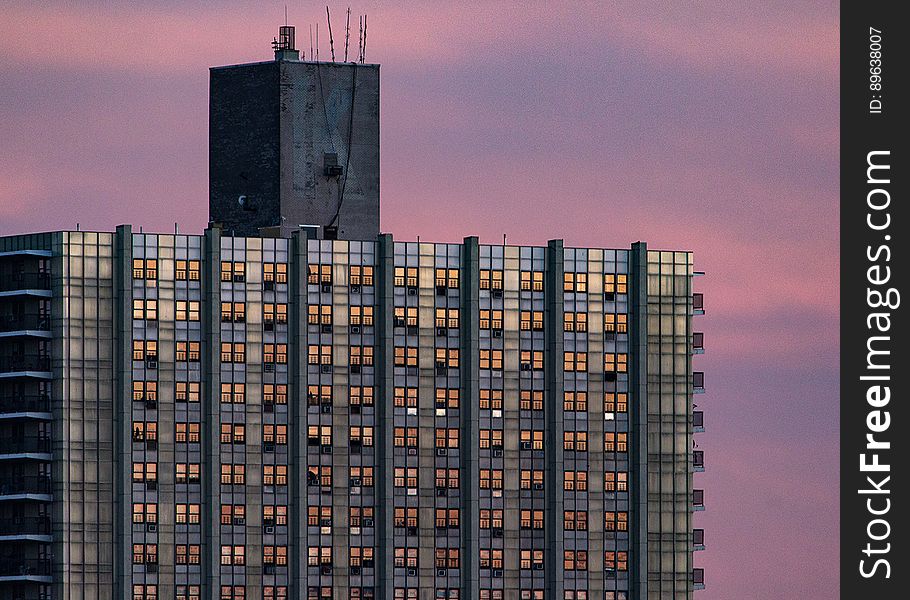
<box><xmin>0</xmin><ymin>315</ymin><xmax>50</xmax><ymax>333</ymax></box>
<box><xmin>0</xmin><ymin>437</ymin><xmax>52</xmax><ymax>454</ymax></box>
<box><xmin>0</xmin><ymin>558</ymin><xmax>52</xmax><ymax>576</ymax></box>
<box><xmin>0</xmin><ymin>273</ymin><xmax>51</xmax><ymax>292</ymax></box>
<box><xmin>0</xmin><ymin>395</ymin><xmax>51</xmax><ymax>413</ymax></box>
<box><xmin>0</xmin><ymin>356</ymin><xmax>51</xmax><ymax>373</ymax></box>
<box><xmin>0</xmin><ymin>516</ymin><xmax>51</xmax><ymax>535</ymax></box>
<box><xmin>0</xmin><ymin>476</ymin><xmax>52</xmax><ymax>496</ymax></box>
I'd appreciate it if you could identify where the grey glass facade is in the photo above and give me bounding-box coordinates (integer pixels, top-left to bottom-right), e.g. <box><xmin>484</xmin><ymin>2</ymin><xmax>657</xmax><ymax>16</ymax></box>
<box><xmin>0</xmin><ymin>229</ymin><xmax>704</xmax><ymax>600</ymax></box>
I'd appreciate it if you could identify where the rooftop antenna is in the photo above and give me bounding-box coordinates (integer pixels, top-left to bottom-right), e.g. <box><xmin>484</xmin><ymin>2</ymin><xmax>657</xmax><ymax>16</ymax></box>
<box><xmin>362</xmin><ymin>14</ymin><xmax>367</xmax><ymax>62</ymax></box>
<box><xmin>316</xmin><ymin>22</ymin><xmax>319</xmax><ymax>61</ymax></box>
<box><xmin>358</xmin><ymin>15</ymin><xmax>363</xmax><ymax>62</ymax></box>
<box><xmin>326</xmin><ymin>6</ymin><xmax>336</xmax><ymax>62</ymax></box>
<box><xmin>344</xmin><ymin>7</ymin><xmax>351</xmax><ymax>62</ymax></box>
<box><xmin>309</xmin><ymin>24</ymin><xmax>313</xmax><ymax>59</ymax></box>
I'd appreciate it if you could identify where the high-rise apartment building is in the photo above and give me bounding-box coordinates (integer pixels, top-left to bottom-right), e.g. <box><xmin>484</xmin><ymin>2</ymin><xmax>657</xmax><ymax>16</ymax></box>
<box><xmin>0</xmin><ymin>26</ymin><xmax>705</xmax><ymax>600</ymax></box>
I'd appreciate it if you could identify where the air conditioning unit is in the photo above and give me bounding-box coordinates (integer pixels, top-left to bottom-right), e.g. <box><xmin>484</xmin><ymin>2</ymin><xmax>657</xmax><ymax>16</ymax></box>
<box><xmin>363</xmin><ymin>518</ymin><xmax>374</xmax><ymax>527</ymax></box>
<box><xmin>492</xmin><ymin>569</ymin><xmax>503</xmax><ymax>577</ymax></box>
<box><xmin>145</xmin><ymin>399</ymin><xmax>157</xmax><ymax>409</ymax></box>
<box><xmin>146</xmin><ymin>564</ymin><xmax>158</xmax><ymax>573</ymax></box>
<box><xmin>493</xmin><ymin>449</ymin><xmax>503</xmax><ymax>457</ymax></box>
<box><xmin>406</xmin><ymin>568</ymin><xmax>417</xmax><ymax>576</ymax></box>
<box><xmin>407</xmin><ymin>287</ymin><xmax>418</xmax><ymax>296</ymax></box>
<box><xmin>351</xmin><ymin>566</ymin><xmax>362</xmax><ymax>575</ymax></box>
<box><xmin>264</xmin><ymin>565</ymin><xmax>276</xmax><ymax>574</ymax></box>
<box><xmin>321</xmin><ymin>324</ymin><xmax>332</xmax><ymax>333</ymax></box>
<box><xmin>351</xmin><ymin>284</ymin><xmax>362</xmax><ymax>293</ymax></box>
<box><xmin>492</xmin><ymin>290</ymin><xmax>503</xmax><ymax>299</ymax></box>
<box><xmin>492</xmin><ymin>329</ymin><xmax>503</xmax><ymax>338</ymax></box>
<box><xmin>492</xmin><ymin>528</ymin><xmax>503</xmax><ymax>538</ymax></box>
<box><xmin>235</xmin><ymin>518</ymin><xmax>245</xmax><ymax>525</ymax></box>
<box><xmin>436</xmin><ymin>367</ymin><xmax>448</xmax><ymax>376</ymax></box>
<box><xmin>350</xmin><ymin>405</ymin><xmax>361</xmax><ymax>415</ymax></box>
<box><xmin>520</xmin><ymin>441</ymin><xmax>531</xmax><ymax>450</ymax></box>
<box><xmin>520</xmin><ymin>363</ymin><xmax>531</xmax><ymax>371</ymax></box>
<box><xmin>265</xmin><ymin>364</ymin><xmax>275</xmax><ymax>373</ymax></box>
<box><xmin>146</xmin><ymin>523</ymin><xmax>157</xmax><ymax>532</ymax></box>
<box><xmin>407</xmin><ymin>526</ymin><xmax>418</xmax><ymax>536</ymax></box>
<box><xmin>265</xmin><ymin>322</ymin><xmax>275</xmax><ymax>331</ymax></box>
<box><xmin>321</xmin><ymin>404</ymin><xmax>332</xmax><ymax>413</ymax></box>
<box><xmin>146</xmin><ymin>481</ymin><xmax>158</xmax><ymax>490</ymax></box>
<box><xmin>437</xmin><ymin>568</ymin><xmax>447</xmax><ymax>576</ymax></box>
<box><xmin>533</xmin><ymin>483</ymin><xmax>544</xmax><ymax>490</ymax></box>
<box><xmin>533</xmin><ymin>562</ymin><xmax>543</xmax><ymax>570</ymax></box>
<box><xmin>436</xmin><ymin>448</ymin><xmax>447</xmax><ymax>456</ymax></box>
<box><xmin>264</xmin><ymin>443</ymin><xmax>275</xmax><ymax>453</ymax></box>
<box><xmin>436</xmin><ymin>487</ymin><xmax>447</xmax><ymax>496</ymax></box>
<box><xmin>351</xmin><ymin>325</ymin><xmax>361</xmax><ymax>334</ymax></box>
<box><xmin>351</xmin><ymin>364</ymin><xmax>362</xmax><ymax>374</ymax></box>
<box><xmin>146</xmin><ymin>359</ymin><xmax>158</xmax><ymax>370</ymax></box>
<box><xmin>321</xmin><ymin>365</ymin><xmax>333</xmax><ymax>374</ymax></box>
<box><xmin>321</xmin><ymin>445</ymin><xmax>332</xmax><ymax>454</ymax></box>
<box><xmin>264</xmin><ymin>280</ymin><xmax>275</xmax><ymax>291</ymax></box>
<box><xmin>436</xmin><ymin>327</ymin><xmax>447</xmax><ymax>336</ymax></box>
<box><xmin>321</xmin><ymin>283</ymin><xmax>332</xmax><ymax>293</ymax></box>
<box><xmin>264</xmin><ymin>403</ymin><xmax>274</xmax><ymax>413</ymax></box>
<box><xmin>407</xmin><ymin>447</ymin><xmax>417</xmax><ymax>456</ymax></box>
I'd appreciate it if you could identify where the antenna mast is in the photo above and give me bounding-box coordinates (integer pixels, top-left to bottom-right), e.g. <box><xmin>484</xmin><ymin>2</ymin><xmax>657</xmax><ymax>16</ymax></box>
<box><xmin>309</xmin><ymin>24</ymin><xmax>314</xmax><ymax>59</ymax></box>
<box><xmin>358</xmin><ymin>15</ymin><xmax>363</xmax><ymax>62</ymax></box>
<box><xmin>361</xmin><ymin>14</ymin><xmax>367</xmax><ymax>62</ymax></box>
<box><xmin>316</xmin><ymin>23</ymin><xmax>319</xmax><ymax>61</ymax></box>
<box><xmin>344</xmin><ymin>7</ymin><xmax>351</xmax><ymax>62</ymax></box>
<box><xmin>326</xmin><ymin>6</ymin><xmax>336</xmax><ymax>62</ymax></box>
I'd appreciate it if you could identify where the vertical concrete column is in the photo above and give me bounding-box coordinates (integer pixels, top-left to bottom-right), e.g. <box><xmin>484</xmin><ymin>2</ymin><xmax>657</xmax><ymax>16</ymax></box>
<box><xmin>113</xmin><ymin>225</ymin><xmax>134</xmax><ymax>598</ymax></box>
<box><xmin>202</xmin><ymin>227</ymin><xmax>222</xmax><ymax>600</ymax></box>
<box><xmin>629</xmin><ymin>242</ymin><xmax>649</xmax><ymax>599</ymax></box>
<box><xmin>156</xmin><ymin>237</ymin><xmax>177</xmax><ymax>599</ymax></box>
<box><xmin>544</xmin><ymin>239</ymin><xmax>565</xmax><ymax>599</ymax></box>
<box><xmin>289</xmin><ymin>231</ymin><xmax>309</xmax><ymax>596</ymax></box>
<box><xmin>459</xmin><ymin>236</ymin><xmax>481</xmax><ymax>600</ymax></box>
<box><xmin>374</xmin><ymin>234</ymin><xmax>395</xmax><ymax>598</ymax></box>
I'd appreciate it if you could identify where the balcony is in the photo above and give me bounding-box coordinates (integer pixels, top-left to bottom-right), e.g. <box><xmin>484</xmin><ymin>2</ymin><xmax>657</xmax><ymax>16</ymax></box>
<box><xmin>0</xmin><ymin>356</ymin><xmax>51</xmax><ymax>378</ymax></box>
<box><xmin>693</xmin><ymin>410</ymin><xmax>704</xmax><ymax>433</ymax></box>
<box><xmin>693</xmin><ymin>528</ymin><xmax>705</xmax><ymax>551</ymax></box>
<box><xmin>0</xmin><ymin>437</ymin><xmax>52</xmax><ymax>459</ymax></box>
<box><xmin>0</xmin><ymin>558</ymin><xmax>52</xmax><ymax>582</ymax></box>
<box><xmin>693</xmin><ymin>292</ymin><xmax>704</xmax><ymax>315</ymax></box>
<box><xmin>0</xmin><ymin>516</ymin><xmax>51</xmax><ymax>539</ymax></box>
<box><xmin>693</xmin><ymin>372</ymin><xmax>705</xmax><ymax>394</ymax></box>
<box><xmin>693</xmin><ymin>450</ymin><xmax>705</xmax><ymax>472</ymax></box>
<box><xmin>692</xmin><ymin>332</ymin><xmax>704</xmax><ymax>355</ymax></box>
<box><xmin>0</xmin><ymin>315</ymin><xmax>51</xmax><ymax>338</ymax></box>
<box><xmin>0</xmin><ymin>476</ymin><xmax>52</xmax><ymax>501</ymax></box>
<box><xmin>693</xmin><ymin>567</ymin><xmax>705</xmax><ymax>590</ymax></box>
<box><xmin>0</xmin><ymin>274</ymin><xmax>51</xmax><ymax>296</ymax></box>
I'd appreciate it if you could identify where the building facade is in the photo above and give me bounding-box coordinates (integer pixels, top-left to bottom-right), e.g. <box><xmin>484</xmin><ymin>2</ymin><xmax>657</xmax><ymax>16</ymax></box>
<box><xmin>0</xmin><ymin>230</ymin><xmax>705</xmax><ymax>600</ymax></box>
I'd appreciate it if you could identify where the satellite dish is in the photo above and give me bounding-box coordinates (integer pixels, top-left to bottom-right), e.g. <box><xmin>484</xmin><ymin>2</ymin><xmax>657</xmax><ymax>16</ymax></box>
<box><xmin>238</xmin><ymin>195</ymin><xmax>247</xmax><ymax>207</ymax></box>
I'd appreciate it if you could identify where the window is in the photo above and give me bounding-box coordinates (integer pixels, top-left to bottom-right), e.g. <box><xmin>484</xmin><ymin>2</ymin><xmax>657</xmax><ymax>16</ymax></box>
<box><xmin>393</xmin><ymin>547</ymin><xmax>419</xmax><ymax>568</ymax></box>
<box><xmin>604</xmin><ymin>511</ymin><xmax>629</xmax><ymax>531</ymax></box>
<box><xmin>132</xmin><ymin>462</ymin><xmax>157</xmax><ymax>483</ymax></box>
<box><xmin>350</xmin><ymin>426</ymin><xmax>374</xmax><ymax>447</ymax></box>
<box><xmin>132</xmin><ymin>258</ymin><xmax>158</xmax><ymax>280</ymax></box>
<box><xmin>520</xmin><ymin>390</ymin><xmax>543</xmax><ymax>411</ymax></box>
<box><xmin>133</xmin><ymin>543</ymin><xmax>158</xmax><ymax>564</ymax></box>
<box><xmin>349</xmin><ymin>386</ymin><xmax>373</xmax><ymax>408</ymax></box>
<box><xmin>221</xmin><ymin>342</ymin><xmax>245</xmax><ymax>363</ymax></box>
<box><xmin>520</xmin><ymin>350</ymin><xmax>544</xmax><ymax>370</ymax></box>
<box><xmin>479</xmin><ymin>389</ymin><xmax>502</xmax><ymax>410</ymax></box>
<box><xmin>349</xmin><ymin>466</ymin><xmax>373</xmax><ymax>487</ymax></box>
<box><xmin>435</xmin><ymin>428</ymin><xmax>459</xmax><ymax>449</ymax></box>
<box><xmin>307</xmin><ymin>385</ymin><xmax>332</xmax><ymax>407</ymax></box>
<box><xmin>175</xmin><ymin>462</ymin><xmax>201</xmax><ymax>484</ymax></box>
<box><xmin>604</xmin><ymin>392</ymin><xmax>628</xmax><ymax>413</ymax></box>
<box><xmin>480</xmin><ymin>349</ymin><xmax>503</xmax><ymax>370</ymax></box>
<box><xmin>221</xmin><ymin>302</ymin><xmax>246</xmax><ymax>322</ymax></box>
<box><xmin>263</xmin><ymin>303</ymin><xmax>289</xmax><ymax>326</ymax></box>
<box><xmin>435</xmin><ymin>468</ymin><xmax>459</xmax><ymax>489</ymax></box>
<box><xmin>264</xmin><ymin>383</ymin><xmax>288</xmax><ymax>406</ymax></box>
<box><xmin>393</xmin><ymin>266</ymin><xmax>418</xmax><ymax>287</ymax></box>
<box><xmin>308</xmin><ymin>425</ymin><xmax>332</xmax><ymax>446</ymax></box>
<box><xmin>519</xmin><ymin>550</ymin><xmax>544</xmax><ymax>570</ymax></box>
<box><xmin>479</xmin><ymin>429</ymin><xmax>503</xmax><ymax>449</ymax></box>
<box><xmin>264</xmin><ymin>343</ymin><xmax>288</xmax><ymax>364</ymax></box>
<box><xmin>435</xmin><ymin>308</ymin><xmax>459</xmax><ymax>329</ymax></box>
<box><xmin>520</xmin><ymin>509</ymin><xmax>544</xmax><ymax>529</ymax></box>
<box><xmin>604</xmin><ymin>352</ymin><xmax>628</xmax><ymax>372</ymax></box>
<box><xmin>307</xmin><ymin>546</ymin><xmax>332</xmax><ymax>566</ymax></box>
<box><xmin>564</xmin><ymin>272</ymin><xmax>587</xmax><ymax>293</ymax></box>
<box><xmin>479</xmin><ymin>509</ymin><xmax>503</xmax><ymax>529</ymax></box>
<box><xmin>520</xmin><ymin>469</ymin><xmax>544</xmax><ymax>490</ymax></box>
<box><xmin>604</xmin><ymin>273</ymin><xmax>628</xmax><ymax>295</ymax></box>
<box><xmin>479</xmin><ymin>469</ymin><xmax>503</xmax><ymax>489</ymax></box>
<box><xmin>175</xmin><ymin>422</ymin><xmax>201</xmax><ymax>443</ymax></box>
<box><xmin>563</xmin><ymin>550</ymin><xmax>587</xmax><ymax>571</ymax></box>
<box><xmin>564</xmin><ymin>391</ymin><xmax>588</xmax><ymax>412</ymax></box>
<box><xmin>263</xmin><ymin>424</ymin><xmax>287</xmax><ymax>445</ymax></box>
<box><xmin>520</xmin><ymin>270</ymin><xmax>544</xmax><ymax>291</ymax></box>
<box><xmin>264</xmin><ymin>504</ymin><xmax>288</xmax><ymax>525</ymax></box>
<box><xmin>176</xmin><ymin>341</ymin><xmax>201</xmax><ymax>362</ymax></box>
<box><xmin>564</xmin><ymin>471</ymin><xmax>588</xmax><ymax>491</ymax></box>
<box><xmin>564</xmin><ymin>510</ymin><xmax>588</xmax><ymax>531</ymax></box>
<box><xmin>133</xmin><ymin>584</ymin><xmax>158</xmax><ymax>600</ymax></box>
<box><xmin>435</xmin><ymin>548</ymin><xmax>459</xmax><ymax>568</ymax></box>
<box><xmin>308</xmin><ymin>344</ymin><xmax>332</xmax><ymax>365</ymax></box>
<box><xmin>604</xmin><ymin>432</ymin><xmax>628</xmax><ymax>452</ymax></box>
<box><xmin>394</xmin><ymin>467</ymin><xmax>418</xmax><ymax>489</ymax></box>
<box><xmin>308</xmin><ymin>304</ymin><xmax>333</xmax><ymax>326</ymax></box>
<box><xmin>221</xmin><ymin>383</ymin><xmax>246</xmax><ymax>403</ymax></box>
<box><xmin>394</xmin><ymin>306</ymin><xmax>418</xmax><ymax>328</ymax></box>
<box><xmin>518</xmin><ymin>430</ymin><xmax>544</xmax><ymax>450</ymax></box>
<box><xmin>350</xmin><ymin>345</ymin><xmax>374</xmax><ymax>366</ymax></box>
<box><xmin>308</xmin><ymin>506</ymin><xmax>333</xmax><ymax>527</ymax></box>
<box><xmin>175</xmin><ymin>381</ymin><xmax>200</xmax><ymax>402</ymax></box>
<box><xmin>393</xmin><ymin>427</ymin><xmax>418</xmax><ymax>448</ymax></box>
<box><xmin>520</xmin><ymin>310</ymin><xmax>544</xmax><ymax>331</ymax></box>
<box><xmin>308</xmin><ymin>264</ymin><xmax>333</xmax><ymax>285</ymax></box>
<box><xmin>604</xmin><ymin>313</ymin><xmax>628</xmax><ymax>333</ymax></box>
<box><xmin>350</xmin><ymin>265</ymin><xmax>374</xmax><ymax>286</ymax></box>
<box><xmin>176</xmin><ymin>503</ymin><xmax>201</xmax><ymax>524</ymax></box>
<box><xmin>604</xmin><ymin>551</ymin><xmax>629</xmax><ymax>571</ymax></box>
<box><xmin>221</xmin><ymin>545</ymin><xmax>246</xmax><ymax>566</ymax></box>
<box><xmin>605</xmin><ymin>471</ymin><xmax>628</xmax><ymax>492</ymax></box>
<box><xmin>435</xmin><ymin>347</ymin><xmax>459</xmax><ymax>368</ymax></box>
<box><xmin>435</xmin><ymin>387</ymin><xmax>459</xmax><ymax>409</ymax></box>
<box><xmin>564</xmin><ymin>431</ymin><xmax>588</xmax><ymax>452</ymax></box>
<box><xmin>435</xmin><ymin>508</ymin><xmax>459</xmax><ymax>529</ymax></box>
<box><xmin>479</xmin><ymin>309</ymin><xmax>503</xmax><ymax>330</ymax></box>
<box><xmin>564</xmin><ymin>311</ymin><xmax>587</xmax><ymax>332</ymax></box>
<box><xmin>263</xmin><ymin>262</ymin><xmax>288</xmax><ymax>285</ymax></box>
<box><xmin>132</xmin><ymin>380</ymin><xmax>158</xmax><ymax>402</ymax></box>
<box><xmin>394</xmin><ymin>346</ymin><xmax>418</xmax><ymax>367</ymax></box>
<box><xmin>176</xmin><ymin>300</ymin><xmax>201</xmax><ymax>321</ymax></box>
<box><xmin>349</xmin><ymin>506</ymin><xmax>372</xmax><ymax>528</ymax></box>
<box><xmin>221</xmin><ymin>423</ymin><xmax>246</xmax><ymax>444</ymax></box>
<box><xmin>263</xmin><ymin>587</ymin><xmax>288</xmax><ymax>600</ymax></box>
<box><xmin>132</xmin><ymin>340</ymin><xmax>157</xmax><ymax>361</ymax></box>
<box><xmin>563</xmin><ymin>351</ymin><xmax>587</xmax><ymax>372</ymax></box>
<box><xmin>132</xmin><ymin>421</ymin><xmax>157</xmax><ymax>443</ymax></box>
<box><xmin>221</xmin><ymin>261</ymin><xmax>245</xmax><ymax>282</ymax></box>
<box><xmin>132</xmin><ymin>502</ymin><xmax>157</xmax><ymax>523</ymax></box>
<box><xmin>221</xmin><ymin>464</ymin><xmax>245</xmax><ymax>486</ymax></box>
<box><xmin>177</xmin><ymin>544</ymin><xmax>202</xmax><ymax>565</ymax></box>
<box><xmin>479</xmin><ymin>269</ymin><xmax>503</xmax><ymax>290</ymax></box>
<box><xmin>176</xmin><ymin>259</ymin><xmax>200</xmax><ymax>281</ymax></box>
<box><xmin>350</xmin><ymin>546</ymin><xmax>375</xmax><ymax>568</ymax></box>
<box><xmin>435</xmin><ymin>268</ymin><xmax>460</xmax><ymax>289</ymax></box>
<box><xmin>263</xmin><ymin>465</ymin><xmax>288</xmax><ymax>486</ymax></box>
<box><xmin>394</xmin><ymin>507</ymin><xmax>418</xmax><ymax>528</ymax></box>
<box><xmin>350</xmin><ymin>305</ymin><xmax>374</xmax><ymax>327</ymax></box>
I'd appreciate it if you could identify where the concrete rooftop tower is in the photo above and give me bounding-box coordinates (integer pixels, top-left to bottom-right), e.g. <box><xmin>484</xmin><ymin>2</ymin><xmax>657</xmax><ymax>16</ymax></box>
<box><xmin>209</xmin><ymin>25</ymin><xmax>380</xmax><ymax>240</ymax></box>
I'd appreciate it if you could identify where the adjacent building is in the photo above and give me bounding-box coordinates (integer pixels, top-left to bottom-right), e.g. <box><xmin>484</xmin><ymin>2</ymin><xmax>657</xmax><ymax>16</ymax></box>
<box><xmin>0</xmin><ymin>26</ymin><xmax>706</xmax><ymax>600</ymax></box>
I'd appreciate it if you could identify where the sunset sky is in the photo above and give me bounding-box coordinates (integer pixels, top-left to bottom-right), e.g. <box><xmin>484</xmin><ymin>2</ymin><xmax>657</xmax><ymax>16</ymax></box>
<box><xmin>0</xmin><ymin>1</ymin><xmax>839</xmax><ymax>597</ymax></box>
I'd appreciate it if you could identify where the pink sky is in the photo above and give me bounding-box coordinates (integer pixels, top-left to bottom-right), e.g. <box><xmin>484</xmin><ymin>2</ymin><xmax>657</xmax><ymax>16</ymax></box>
<box><xmin>0</xmin><ymin>2</ymin><xmax>839</xmax><ymax>597</ymax></box>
